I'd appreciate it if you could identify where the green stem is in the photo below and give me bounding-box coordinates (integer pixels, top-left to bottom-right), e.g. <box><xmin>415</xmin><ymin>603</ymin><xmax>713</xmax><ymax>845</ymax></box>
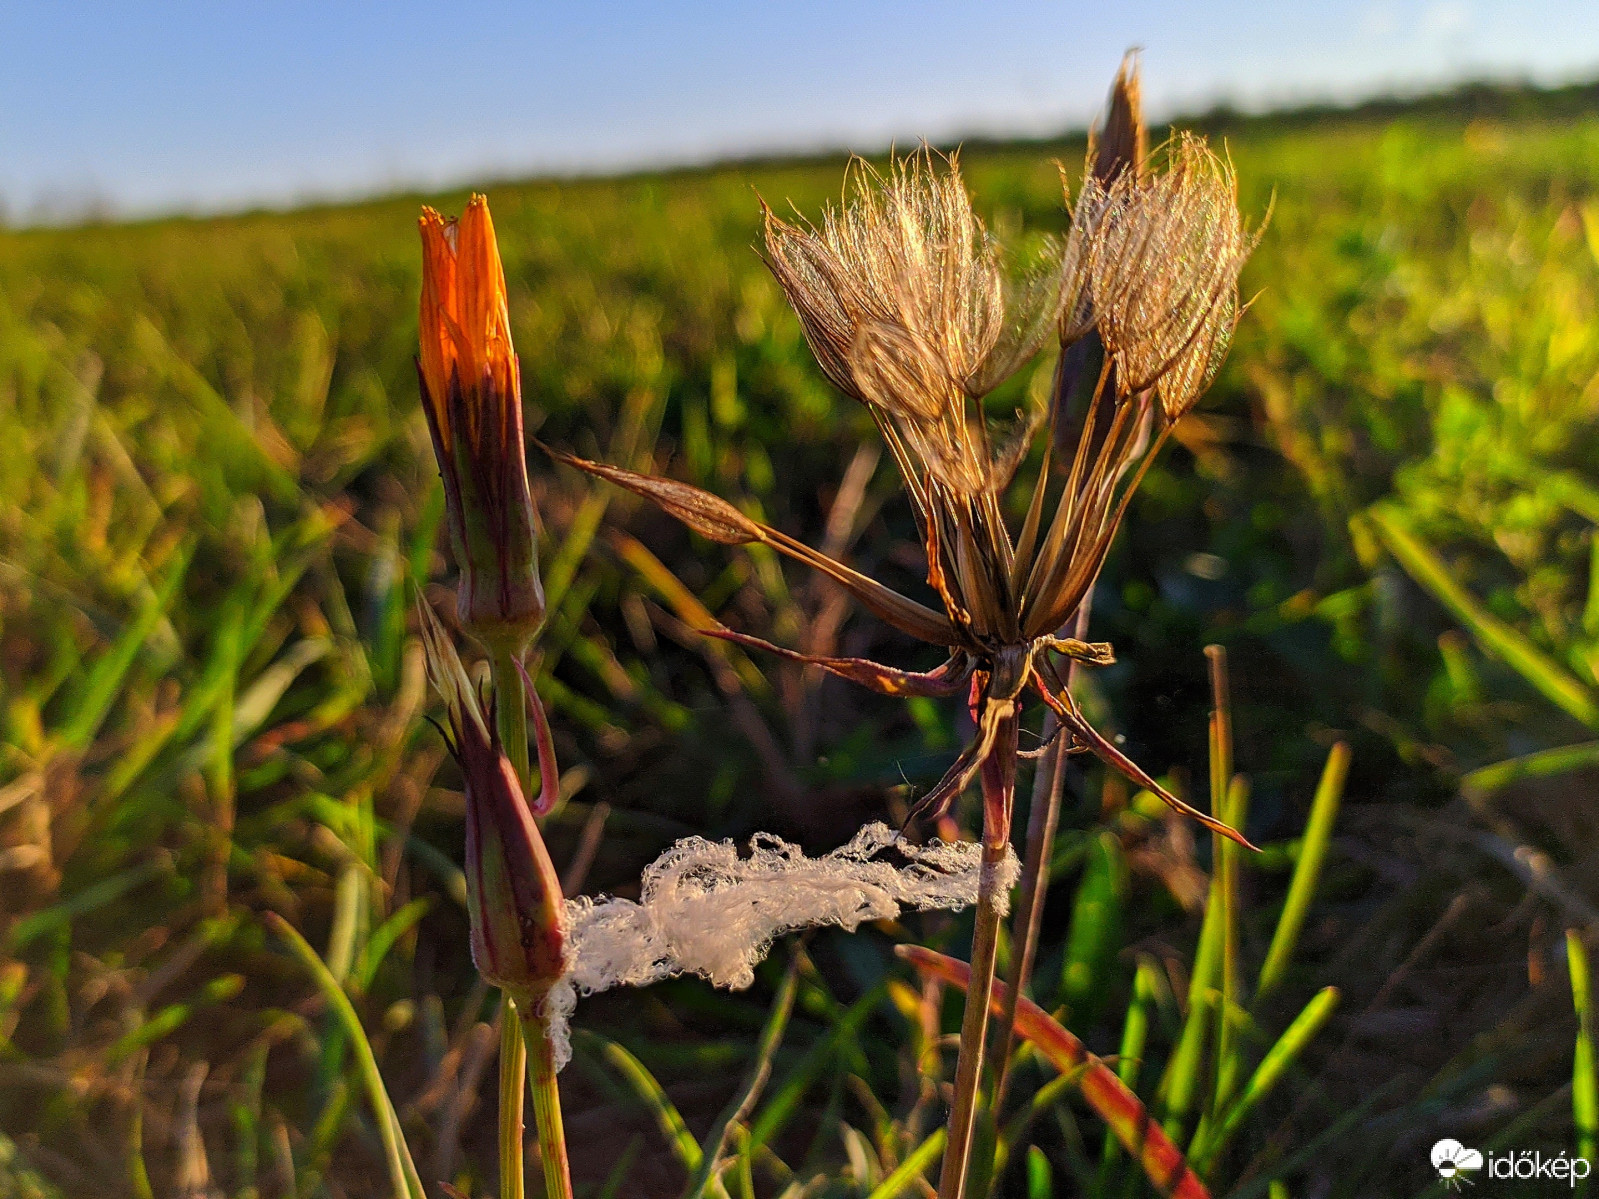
<box><xmin>523</xmin><ymin>1010</ymin><xmax>574</xmax><ymax>1199</ymax></box>
<box><xmin>937</xmin><ymin>709</ymin><xmax>1019</xmax><ymax>1199</ymax></box>
<box><xmin>937</xmin><ymin>844</ymin><xmax>1006</xmax><ymax>1199</ymax></box>
<box><xmin>990</xmin><ymin>719</ymin><xmax>1061</xmax><ymax>1111</ymax></box>
<box><xmin>490</xmin><ymin>648</ymin><xmax>533</xmax><ymax>1199</ymax></box>
<box><xmin>993</xmin><ymin>600</ymin><xmax>1093</xmax><ymax>1113</ymax></box>
<box><xmin>491</xmin><ymin>647</ymin><xmax>533</xmax><ymax>798</ymax></box>
<box><xmin>500</xmin><ymin>993</ymin><xmax>527</xmax><ymax>1199</ymax></box>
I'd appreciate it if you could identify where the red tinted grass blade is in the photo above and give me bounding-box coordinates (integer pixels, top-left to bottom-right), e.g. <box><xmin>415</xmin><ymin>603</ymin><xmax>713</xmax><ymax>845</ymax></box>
<box><xmin>898</xmin><ymin>946</ymin><xmax>1210</xmax><ymax>1199</ymax></box>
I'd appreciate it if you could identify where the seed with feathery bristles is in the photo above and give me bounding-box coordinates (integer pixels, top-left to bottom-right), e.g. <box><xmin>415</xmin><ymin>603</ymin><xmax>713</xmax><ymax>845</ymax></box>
<box><xmin>1081</xmin><ymin>135</ymin><xmax>1256</xmax><ymax>417</ymax></box>
<box><xmin>763</xmin><ymin>151</ymin><xmax>1066</xmax><ymax>499</ymax></box>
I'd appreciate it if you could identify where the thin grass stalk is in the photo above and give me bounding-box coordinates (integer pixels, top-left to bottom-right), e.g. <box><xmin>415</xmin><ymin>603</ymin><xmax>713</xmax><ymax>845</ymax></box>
<box><xmin>264</xmin><ymin>913</ymin><xmax>425</xmax><ymax>1199</ymax></box>
<box><xmin>1189</xmin><ymin>987</ymin><xmax>1340</xmax><ymax>1175</ymax></box>
<box><xmin>1256</xmin><ymin>742</ymin><xmax>1349</xmax><ymax>1001</ymax></box>
<box><xmin>866</xmin><ymin>1130</ymin><xmax>946</xmax><ymax>1199</ymax></box>
<box><xmin>1160</xmin><ymin>861</ymin><xmax>1224</xmax><ymax>1142</ymax></box>
<box><xmin>1205</xmin><ymin>647</ymin><xmax>1236</xmax><ymax>1124</ymax></box>
<box><xmin>1095</xmin><ymin>958</ymin><xmax>1157</xmax><ymax>1193</ymax></box>
<box><xmin>524</xmin><ymin>1012</ymin><xmax>575</xmax><ymax>1199</ymax></box>
<box><xmin>681</xmin><ymin>959</ymin><xmax>798</xmax><ymax>1199</ymax></box>
<box><xmin>992</xmin><ymin>599</ymin><xmax>1095</xmax><ymax>1111</ymax></box>
<box><xmin>1569</xmin><ymin>930</ymin><xmax>1598</xmax><ymax>1181</ymax></box>
<box><xmin>1212</xmin><ymin>776</ymin><xmax>1250</xmax><ymax>1116</ymax></box>
<box><xmin>499</xmin><ymin>996</ymin><xmax>527</xmax><ymax>1199</ymax></box>
<box><xmin>937</xmin><ymin>708</ymin><xmax>1020</xmax><ymax>1199</ymax></box>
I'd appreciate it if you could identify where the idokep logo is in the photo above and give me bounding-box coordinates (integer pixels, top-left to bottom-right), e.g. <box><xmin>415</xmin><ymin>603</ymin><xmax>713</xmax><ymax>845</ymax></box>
<box><xmin>1432</xmin><ymin>1140</ymin><xmax>1483</xmax><ymax>1189</ymax></box>
<box><xmin>1431</xmin><ymin>1138</ymin><xmax>1593</xmax><ymax>1189</ymax></box>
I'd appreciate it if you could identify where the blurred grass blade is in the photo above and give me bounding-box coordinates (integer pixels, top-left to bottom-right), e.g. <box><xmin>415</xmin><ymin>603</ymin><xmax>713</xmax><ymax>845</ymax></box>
<box><xmin>352</xmin><ymin>899</ymin><xmax>433</xmax><ymax>992</ymax></box>
<box><xmin>1097</xmin><ymin>958</ymin><xmax>1159</xmax><ymax>1189</ymax></box>
<box><xmin>899</xmin><ymin>945</ymin><xmax>1209</xmax><ymax>1199</ymax></box>
<box><xmin>576</xmin><ymin>1029</ymin><xmax>702</xmax><ymax>1174</ymax></box>
<box><xmin>1026</xmin><ymin>1145</ymin><xmax>1052</xmax><ymax>1199</ymax></box>
<box><xmin>265</xmin><ymin>913</ymin><xmax>425</xmax><ymax>1199</ymax></box>
<box><xmin>58</xmin><ymin>542</ymin><xmax>192</xmax><ymax>751</ymax></box>
<box><xmin>105</xmin><ymin>973</ymin><xmax>243</xmax><ymax>1064</ymax></box>
<box><xmin>0</xmin><ymin>1129</ymin><xmax>65</xmax><ymax>1199</ymax></box>
<box><xmin>1213</xmin><ymin>774</ymin><xmax>1250</xmax><ymax>1115</ymax></box>
<box><xmin>1159</xmin><ymin>820</ymin><xmax>1227</xmax><ymax>1139</ymax></box>
<box><xmin>1257</xmin><ymin>742</ymin><xmax>1350</xmax><ymax>1002</ymax></box>
<box><xmin>7</xmin><ymin>857</ymin><xmax>167</xmax><ymax>951</ymax></box>
<box><xmin>748</xmin><ymin>982</ymin><xmax>887</xmax><ymax>1151</ymax></box>
<box><xmin>598</xmin><ymin>1137</ymin><xmax>644</xmax><ymax>1199</ymax></box>
<box><xmin>1463</xmin><ymin>741</ymin><xmax>1599</xmax><ymax>802</ymax></box>
<box><xmin>1570</xmin><ymin>931</ymin><xmax>1598</xmax><ymax>1169</ymax></box>
<box><xmin>1059</xmin><ymin>829</ymin><xmax>1127</xmax><ymax>1023</ymax></box>
<box><xmin>865</xmin><ymin>1130</ymin><xmax>944</xmax><ymax>1199</ymax></box>
<box><xmin>1366</xmin><ymin>506</ymin><xmax>1599</xmax><ymax>727</ymax></box>
<box><xmin>1191</xmin><ymin>986</ymin><xmax>1339</xmax><ymax>1174</ymax></box>
<box><xmin>682</xmin><ymin>959</ymin><xmax>799</xmax><ymax>1199</ymax></box>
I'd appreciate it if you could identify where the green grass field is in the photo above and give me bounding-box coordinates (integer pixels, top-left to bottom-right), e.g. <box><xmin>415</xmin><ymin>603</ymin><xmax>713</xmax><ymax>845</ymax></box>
<box><xmin>4</xmin><ymin>89</ymin><xmax>1599</xmax><ymax>1197</ymax></box>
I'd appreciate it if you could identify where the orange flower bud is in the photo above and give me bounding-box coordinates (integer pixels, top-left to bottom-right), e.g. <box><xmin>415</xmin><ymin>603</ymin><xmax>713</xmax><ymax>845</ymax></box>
<box><xmin>418</xmin><ymin>195</ymin><xmax>545</xmax><ymax>655</ymax></box>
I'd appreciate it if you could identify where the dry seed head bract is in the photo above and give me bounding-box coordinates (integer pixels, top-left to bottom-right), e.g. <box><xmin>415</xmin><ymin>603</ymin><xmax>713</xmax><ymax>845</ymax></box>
<box><xmin>545</xmin><ymin>74</ymin><xmax>1258</xmax><ymax>847</ymax></box>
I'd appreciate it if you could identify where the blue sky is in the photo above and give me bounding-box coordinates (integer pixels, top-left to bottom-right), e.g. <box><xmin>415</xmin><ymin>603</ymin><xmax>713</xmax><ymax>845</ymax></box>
<box><xmin>3</xmin><ymin>1</ymin><xmax>1597</xmax><ymax>221</ymax></box>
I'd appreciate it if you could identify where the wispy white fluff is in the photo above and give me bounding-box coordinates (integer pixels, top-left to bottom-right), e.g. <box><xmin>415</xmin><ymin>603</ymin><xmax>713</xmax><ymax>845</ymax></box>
<box><xmin>542</xmin><ymin>822</ymin><xmax>1019</xmax><ymax>1069</ymax></box>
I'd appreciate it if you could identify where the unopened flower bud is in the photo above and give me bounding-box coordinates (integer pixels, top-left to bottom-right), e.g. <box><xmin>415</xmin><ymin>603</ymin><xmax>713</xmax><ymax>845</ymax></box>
<box><xmin>418</xmin><ymin>196</ymin><xmax>545</xmax><ymax>656</ymax></box>
<box><xmin>418</xmin><ymin>598</ymin><xmax>565</xmax><ymax>1002</ymax></box>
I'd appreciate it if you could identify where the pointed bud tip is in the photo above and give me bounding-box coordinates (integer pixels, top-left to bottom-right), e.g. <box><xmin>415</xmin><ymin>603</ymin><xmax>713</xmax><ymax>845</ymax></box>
<box><xmin>1092</xmin><ymin>52</ymin><xmax>1146</xmax><ymax>185</ymax></box>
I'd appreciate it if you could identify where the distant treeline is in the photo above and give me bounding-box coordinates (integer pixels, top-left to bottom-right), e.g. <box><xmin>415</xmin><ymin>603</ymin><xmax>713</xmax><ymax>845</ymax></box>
<box><xmin>1187</xmin><ymin>75</ymin><xmax>1599</xmax><ymax>134</ymax></box>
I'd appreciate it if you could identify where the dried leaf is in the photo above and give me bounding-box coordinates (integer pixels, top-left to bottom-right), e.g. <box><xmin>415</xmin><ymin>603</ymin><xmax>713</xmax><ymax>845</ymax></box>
<box><xmin>705</xmin><ymin>627</ymin><xmax>972</xmax><ymax>697</ymax></box>
<box><xmin>539</xmin><ymin>443</ymin><xmax>762</xmax><ymax>545</ymax></box>
<box><xmin>1032</xmin><ymin>666</ymin><xmax>1254</xmax><ymax>849</ymax></box>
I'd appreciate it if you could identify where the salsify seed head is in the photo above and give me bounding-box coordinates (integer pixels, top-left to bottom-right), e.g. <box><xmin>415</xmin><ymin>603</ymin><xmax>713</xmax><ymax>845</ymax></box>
<box><xmin>417</xmin><ymin>195</ymin><xmax>545</xmax><ymax>655</ymax></box>
<box><xmin>541</xmin><ymin>61</ymin><xmax>1258</xmax><ymax>849</ymax></box>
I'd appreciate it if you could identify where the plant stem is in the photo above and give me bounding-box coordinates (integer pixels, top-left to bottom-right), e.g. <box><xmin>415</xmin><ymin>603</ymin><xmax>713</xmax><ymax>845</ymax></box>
<box><xmin>489</xmin><ymin>650</ymin><xmax>534</xmax><ymax>1199</ymax></box>
<box><xmin>499</xmin><ymin>994</ymin><xmax>527</xmax><ymax>1199</ymax></box>
<box><xmin>989</xmin><ymin>718</ymin><xmax>1063</xmax><ymax>1113</ymax></box>
<box><xmin>491</xmin><ymin>646</ymin><xmax>533</xmax><ymax>797</ymax></box>
<box><xmin>523</xmin><ymin>1009</ymin><xmax>574</xmax><ymax>1199</ymax></box>
<box><xmin>937</xmin><ymin>707</ymin><xmax>1019</xmax><ymax>1199</ymax></box>
<box><xmin>992</xmin><ymin>600</ymin><xmax>1093</xmax><ymax>1112</ymax></box>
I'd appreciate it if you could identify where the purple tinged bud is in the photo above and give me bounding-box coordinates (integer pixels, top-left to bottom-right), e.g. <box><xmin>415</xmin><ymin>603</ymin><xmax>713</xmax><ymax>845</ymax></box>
<box><xmin>418</xmin><ymin>597</ymin><xmax>565</xmax><ymax>1003</ymax></box>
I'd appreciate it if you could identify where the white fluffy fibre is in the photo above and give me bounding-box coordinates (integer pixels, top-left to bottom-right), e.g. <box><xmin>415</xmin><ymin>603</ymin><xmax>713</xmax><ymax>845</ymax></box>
<box><xmin>543</xmin><ymin>822</ymin><xmax>1019</xmax><ymax>1070</ymax></box>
